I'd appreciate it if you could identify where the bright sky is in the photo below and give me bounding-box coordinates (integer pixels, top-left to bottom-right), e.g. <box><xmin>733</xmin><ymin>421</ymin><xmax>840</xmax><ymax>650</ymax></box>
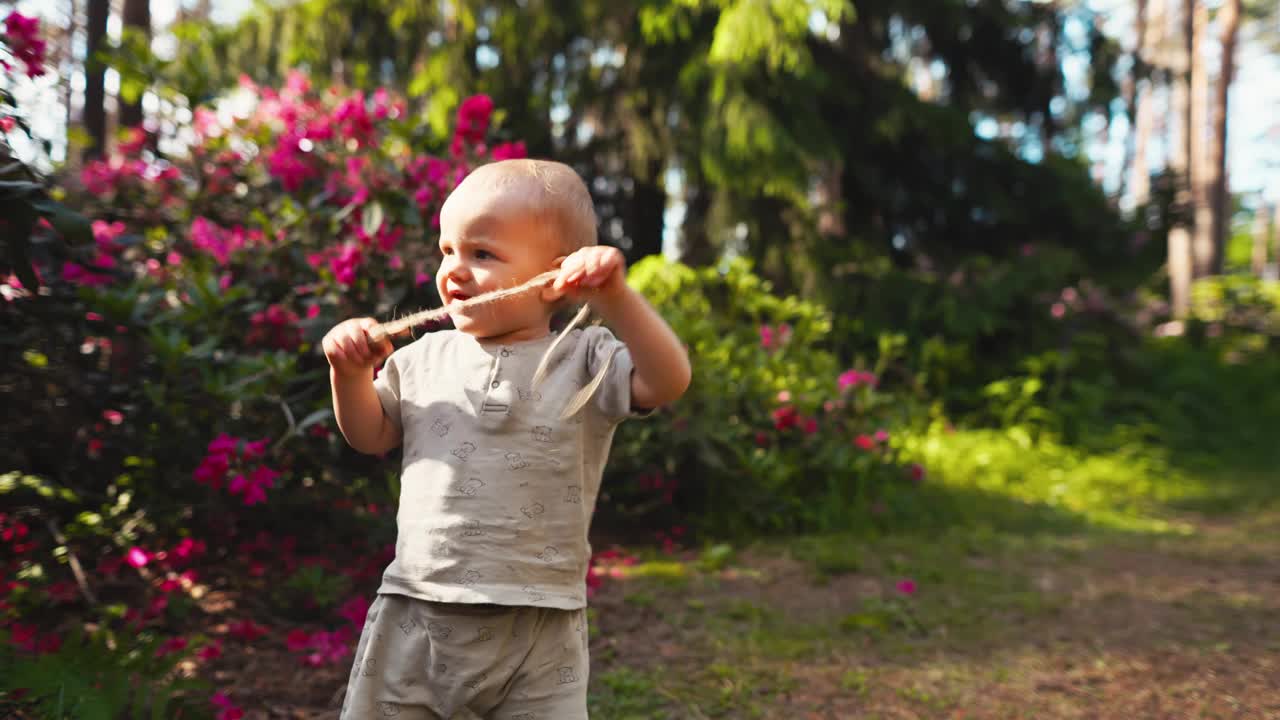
<box><xmin>7</xmin><ymin>0</ymin><xmax>1278</xmax><ymax>204</ymax></box>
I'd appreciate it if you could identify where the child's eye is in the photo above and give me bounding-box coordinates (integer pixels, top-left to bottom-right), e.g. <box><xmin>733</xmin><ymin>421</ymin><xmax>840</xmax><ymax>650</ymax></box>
<box><xmin>474</xmin><ymin>249</ymin><xmax>494</xmax><ymax>260</ymax></box>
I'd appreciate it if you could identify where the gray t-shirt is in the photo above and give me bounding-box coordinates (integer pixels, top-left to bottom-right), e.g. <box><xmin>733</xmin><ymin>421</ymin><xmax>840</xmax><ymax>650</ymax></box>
<box><xmin>371</xmin><ymin>325</ymin><xmax>640</xmax><ymax>610</ymax></box>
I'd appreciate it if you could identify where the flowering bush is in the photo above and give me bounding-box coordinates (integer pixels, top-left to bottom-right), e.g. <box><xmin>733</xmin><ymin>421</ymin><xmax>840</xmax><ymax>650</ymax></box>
<box><xmin>1</xmin><ymin>64</ymin><xmax>529</xmax><ymax>714</ymax></box>
<box><xmin>612</xmin><ymin>257</ymin><xmax>927</xmax><ymax>536</ymax></box>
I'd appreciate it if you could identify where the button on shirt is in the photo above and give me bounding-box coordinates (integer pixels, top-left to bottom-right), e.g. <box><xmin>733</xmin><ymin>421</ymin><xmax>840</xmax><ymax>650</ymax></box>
<box><xmin>371</xmin><ymin>326</ymin><xmax>643</xmax><ymax>609</ymax></box>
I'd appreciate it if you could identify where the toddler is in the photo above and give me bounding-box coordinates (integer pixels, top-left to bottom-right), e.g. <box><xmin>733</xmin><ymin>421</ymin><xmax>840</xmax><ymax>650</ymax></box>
<box><xmin>322</xmin><ymin>159</ymin><xmax>691</xmax><ymax>719</ymax></box>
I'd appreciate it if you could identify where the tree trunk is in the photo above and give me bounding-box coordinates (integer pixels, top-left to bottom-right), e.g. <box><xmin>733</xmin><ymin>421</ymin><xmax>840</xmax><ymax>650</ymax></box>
<box><xmin>1166</xmin><ymin>0</ymin><xmax>1195</xmax><ymax>317</ymax></box>
<box><xmin>1130</xmin><ymin>0</ymin><xmax>1164</xmax><ymax>209</ymax></box>
<box><xmin>625</xmin><ymin>157</ymin><xmax>667</xmax><ymax>264</ymax></box>
<box><xmin>1253</xmin><ymin>204</ymin><xmax>1269</xmax><ymax>277</ymax></box>
<box><xmin>118</xmin><ymin>0</ymin><xmax>150</xmax><ymax>130</ymax></box>
<box><xmin>679</xmin><ymin>180</ymin><xmax>717</xmax><ymax>266</ymax></box>
<box><xmin>1190</xmin><ymin>0</ymin><xmax>1213</xmax><ymax>278</ymax></box>
<box><xmin>1117</xmin><ymin>0</ymin><xmax>1148</xmax><ymax>204</ymax></box>
<box><xmin>82</xmin><ymin>0</ymin><xmax>110</xmax><ymax>161</ymax></box>
<box><xmin>62</xmin><ymin>0</ymin><xmax>79</xmax><ymax>169</ymax></box>
<box><xmin>1209</xmin><ymin>0</ymin><xmax>1242</xmax><ymax>276</ymax></box>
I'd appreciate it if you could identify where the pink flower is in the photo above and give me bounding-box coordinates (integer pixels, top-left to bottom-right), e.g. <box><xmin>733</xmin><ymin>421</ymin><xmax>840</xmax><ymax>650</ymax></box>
<box><xmin>873</xmin><ymin>429</ymin><xmax>889</xmax><ymax>443</ymax></box>
<box><xmin>454</xmin><ymin>95</ymin><xmax>494</xmax><ymax>146</ymax></box>
<box><xmin>155</xmin><ymin>636</ymin><xmax>188</xmax><ymax>657</ymax></box>
<box><xmin>338</xmin><ymin>595</ymin><xmax>372</xmax><ymax>628</ymax></box>
<box><xmin>759</xmin><ymin>325</ymin><xmax>775</xmax><ymax>349</ymax></box>
<box><xmin>329</xmin><ymin>243</ymin><xmax>363</xmax><ymax>286</ymax></box>
<box><xmin>854</xmin><ymin>434</ymin><xmax>875</xmax><ymax>451</ymax></box>
<box><xmin>490</xmin><ymin>141</ymin><xmax>527</xmax><ymax>161</ymax></box>
<box><xmin>771</xmin><ymin>406</ymin><xmax>798</xmax><ymax>431</ymax></box>
<box><xmin>227</xmin><ymin>619</ymin><xmax>267</xmax><ymax>642</ymax></box>
<box><xmin>210</xmin><ymin>692</ymin><xmax>245</xmax><ymax>720</ymax></box>
<box><xmin>61</xmin><ymin>261</ymin><xmax>113</xmax><ymax>287</ymax></box>
<box><xmin>247</xmin><ymin>305</ymin><xmax>302</xmax><ymax>350</ymax></box>
<box><xmin>197</xmin><ymin>641</ymin><xmax>223</xmax><ymax>661</ymax></box>
<box><xmin>802</xmin><ymin>417</ymin><xmax>818</xmax><ymax>435</ymax></box>
<box><xmin>907</xmin><ymin>463</ymin><xmax>926</xmax><ymax>483</ymax></box>
<box><xmin>895</xmin><ymin>579</ymin><xmax>917</xmax><ymax>596</ymax></box>
<box><xmin>266</xmin><ymin>135</ymin><xmax>319</xmax><ymax>191</ymax></box>
<box><xmin>170</xmin><ymin>537</ymin><xmax>206</xmax><ymax>564</ymax></box>
<box><xmin>3</xmin><ymin>12</ymin><xmax>48</xmax><ymax>78</ymax></box>
<box><xmin>118</xmin><ymin>127</ymin><xmax>147</xmax><ymax>155</ymax></box>
<box><xmin>126</xmin><ymin>547</ymin><xmax>150</xmax><ymax>568</ymax></box>
<box><xmin>285</xmin><ymin>629</ymin><xmax>311</xmax><ymax>652</ymax></box>
<box><xmin>839</xmin><ymin>369</ymin><xmax>878</xmax><ymax>391</ymax></box>
<box><xmin>102</xmin><ymin>409</ymin><xmax>123</xmax><ymax>425</ymax></box>
<box><xmin>8</xmin><ymin>623</ymin><xmax>38</xmax><ymax>651</ymax></box>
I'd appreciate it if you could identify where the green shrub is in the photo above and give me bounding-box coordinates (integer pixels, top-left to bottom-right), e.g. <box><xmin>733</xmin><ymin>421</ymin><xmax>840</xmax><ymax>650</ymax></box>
<box><xmin>608</xmin><ymin>257</ymin><xmax>925</xmax><ymax>537</ymax></box>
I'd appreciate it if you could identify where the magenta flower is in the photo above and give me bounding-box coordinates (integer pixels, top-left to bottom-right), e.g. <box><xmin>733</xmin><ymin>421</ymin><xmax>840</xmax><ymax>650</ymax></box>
<box><xmin>338</xmin><ymin>595</ymin><xmax>372</xmax><ymax>628</ymax></box>
<box><xmin>854</xmin><ymin>434</ymin><xmax>875</xmax><ymax>451</ymax></box>
<box><xmin>839</xmin><ymin>369</ymin><xmax>878</xmax><ymax>391</ymax></box>
<box><xmin>247</xmin><ymin>305</ymin><xmax>302</xmax><ymax>350</ymax></box>
<box><xmin>227</xmin><ymin>619</ymin><xmax>268</xmax><ymax>642</ymax></box>
<box><xmin>771</xmin><ymin>405</ymin><xmax>799</xmax><ymax>431</ymax></box>
<box><xmin>126</xmin><ymin>547</ymin><xmax>150</xmax><ymax>568</ymax></box>
<box><xmin>454</xmin><ymin>94</ymin><xmax>494</xmax><ymax>145</ymax></box>
<box><xmin>3</xmin><ymin>12</ymin><xmax>47</xmax><ymax>78</ymax></box>
<box><xmin>896</xmin><ymin>579</ymin><xmax>917</xmax><ymax>596</ymax></box>
<box><xmin>197</xmin><ymin>641</ymin><xmax>223</xmax><ymax>661</ymax></box>
<box><xmin>285</xmin><ymin>629</ymin><xmax>311</xmax><ymax>652</ymax></box>
<box><xmin>907</xmin><ymin>463</ymin><xmax>926</xmax><ymax>483</ymax></box>
<box><xmin>873</xmin><ymin>428</ymin><xmax>889</xmax><ymax>443</ymax></box>
<box><xmin>155</xmin><ymin>636</ymin><xmax>188</xmax><ymax>657</ymax></box>
<box><xmin>207</xmin><ymin>433</ymin><xmax>238</xmax><ymax>456</ymax></box>
<box><xmin>759</xmin><ymin>325</ymin><xmax>775</xmax><ymax>349</ymax></box>
<box><xmin>61</xmin><ymin>261</ymin><xmax>113</xmax><ymax>287</ymax></box>
<box><xmin>491</xmin><ymin>141</ymin><xmax>527</xmax><ymax>161</ymax></box>
<box><xmin>210</xmin><ymin>692</ymin><xmax>245</xmax><ymax>720</ymax></box>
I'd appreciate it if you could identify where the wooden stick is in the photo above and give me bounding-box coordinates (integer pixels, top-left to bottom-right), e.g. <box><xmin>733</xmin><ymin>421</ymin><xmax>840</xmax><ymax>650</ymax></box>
<box><xmin>366</xmin><ymin>270</ymin><xmax>561</xmax><ymax>344</ymax></box>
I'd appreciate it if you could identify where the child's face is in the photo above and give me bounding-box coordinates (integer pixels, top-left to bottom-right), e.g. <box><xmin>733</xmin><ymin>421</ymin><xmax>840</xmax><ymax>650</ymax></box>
<box><xmin>436</xmin><ymin>182</ymin><xmax>563</xmax><ymax>341</ymax></box>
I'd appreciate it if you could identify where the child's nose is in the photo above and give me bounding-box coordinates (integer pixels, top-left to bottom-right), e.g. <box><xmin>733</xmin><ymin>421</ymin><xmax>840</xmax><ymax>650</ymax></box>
<box><xmin>443</xmin><ymin>259</ymin><xmax>472</xmax><ymax>284</ymax></box>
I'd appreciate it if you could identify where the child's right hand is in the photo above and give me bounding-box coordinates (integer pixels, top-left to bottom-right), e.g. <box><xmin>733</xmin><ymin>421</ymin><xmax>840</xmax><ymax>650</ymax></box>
<box><xmin>322</xmin><ymin>318</ymin><xmax>393</xmax><ymax>378</ymax></box>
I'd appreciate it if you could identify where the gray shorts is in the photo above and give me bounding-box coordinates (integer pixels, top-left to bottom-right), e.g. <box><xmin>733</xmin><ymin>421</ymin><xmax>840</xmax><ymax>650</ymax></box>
<box><xmin>340</xmin><ymin>593</ymin><xmax>589</xmax><ymax>720</ymax></box>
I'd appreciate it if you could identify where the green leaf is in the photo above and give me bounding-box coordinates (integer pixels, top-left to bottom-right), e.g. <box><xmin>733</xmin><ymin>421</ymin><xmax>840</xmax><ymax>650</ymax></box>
<box><xmin>31</xmin><ymin>196</ymin><xmax>94</xmax><ymax>246</ymax></box>
<box><xmin>362</xmin><ymin>200</ymin><xmax>385</xmax><ymax>237</ymax></box>
<box><xmin>0</xmin><ymin>179</ymin><xmax>43</xmax><ymax>196</ymax></box>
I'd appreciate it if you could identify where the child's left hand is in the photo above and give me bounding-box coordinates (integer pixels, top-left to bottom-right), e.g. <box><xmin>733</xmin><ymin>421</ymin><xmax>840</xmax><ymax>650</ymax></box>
<box><xmin>550</xmin><ymin>246</ymin><xmax>627</xmax><ymax>299</ymax></box>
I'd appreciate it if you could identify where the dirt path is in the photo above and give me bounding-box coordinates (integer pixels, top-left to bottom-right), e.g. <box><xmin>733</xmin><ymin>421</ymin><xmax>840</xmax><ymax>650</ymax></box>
<box><xmin>203</xmin><ymin>510</ymin><xmax>1280</xmax><ymax>719</ymax></box>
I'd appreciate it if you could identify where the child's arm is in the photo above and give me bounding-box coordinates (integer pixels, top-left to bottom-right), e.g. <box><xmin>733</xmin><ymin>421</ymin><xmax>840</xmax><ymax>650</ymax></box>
<box><xmin>322</xmin><ymin>318</ymin><xmax>403</xmax><ymax>455</ymax></box>
<box><xmin>551</xmin><ymin>248</ymin><xmax>691</xmax><ymax>409</ymax></box>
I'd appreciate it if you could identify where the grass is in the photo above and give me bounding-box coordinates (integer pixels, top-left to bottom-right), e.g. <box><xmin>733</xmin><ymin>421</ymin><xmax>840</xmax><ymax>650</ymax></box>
<box><xmin>586</xmin><ymin>424</ymin><xmax>1280</xmax><ymax>719</ymax></box>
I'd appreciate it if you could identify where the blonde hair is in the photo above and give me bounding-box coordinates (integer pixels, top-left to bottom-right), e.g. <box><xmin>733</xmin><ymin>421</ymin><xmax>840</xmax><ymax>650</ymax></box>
<box><xmin>459</xmin><ymin>159</ymin><xmax>598</xmax><ymax>255</ymax></box>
